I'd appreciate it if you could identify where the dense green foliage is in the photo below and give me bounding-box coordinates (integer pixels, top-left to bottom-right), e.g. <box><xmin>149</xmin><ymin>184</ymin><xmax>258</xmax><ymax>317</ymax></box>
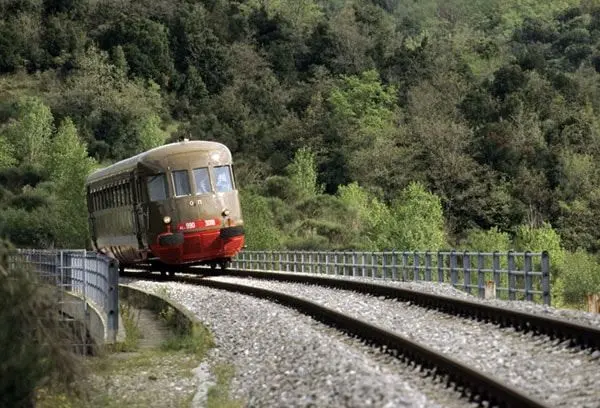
<box><xmin>0</xmin><ymin>240</ymin><xmax>84</xmax><ymax>407</ymax></box>
<box><xmin>1</xmin><ymin>0</ymin><xmax>600</xmax><ymax>306</ymax></box>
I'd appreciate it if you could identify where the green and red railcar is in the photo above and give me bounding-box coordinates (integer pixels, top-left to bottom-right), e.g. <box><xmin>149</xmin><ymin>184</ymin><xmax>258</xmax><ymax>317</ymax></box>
<box><xmin>85</xmin><ymin>140</ymin><xmax>244</xmax><ymax>271</ymax></box>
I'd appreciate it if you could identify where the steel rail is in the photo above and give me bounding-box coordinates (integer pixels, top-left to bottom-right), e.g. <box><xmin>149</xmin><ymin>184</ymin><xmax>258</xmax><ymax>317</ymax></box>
<box><xmin>205</xmin><ymin>268</ymin><xmax>600</xmax><ymax>350</ymax></box>
<box><xmin>121</xmin><ymin>270</ymin><xmax>547</xmax><ymax>407</ymax></box>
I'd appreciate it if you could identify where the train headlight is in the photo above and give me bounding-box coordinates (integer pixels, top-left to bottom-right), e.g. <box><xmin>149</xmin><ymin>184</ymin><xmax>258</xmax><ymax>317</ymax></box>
<box><xmin>222</xmin><ymin>209</ymin><xmax>230</xmax><ymax>216</ymax></box>
<box><xmin>163</xmin><ymin>216</ymin><xmax>172</xmax><ymax>224</ymax></box>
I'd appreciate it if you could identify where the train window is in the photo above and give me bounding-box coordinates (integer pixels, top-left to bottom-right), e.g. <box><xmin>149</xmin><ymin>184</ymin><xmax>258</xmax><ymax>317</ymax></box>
<box><xmin>124</xmin><ymin>183</ymin><xmax>131</xmax><ymax>205</ymax></box>
<box><xmin>213</xmin><ymin>166</ymin><xmax>233</xmax><ymax>193</ymax></box>
<box><xmin>147</xmin><ymin>174</ymin><xmax>169</xmax><ymax>201</ymax></box>
<box><xmin>118</xmin><ymin>185</ymin><xmax>124</xmax><ymax>207</ymax></box>
<box><xmin>172</xmin><ymin>170</ymin><xmax>191</xmax><ymax>197</ymax></box>
<box><xmin>193</xmin><ymin>167</ymin><xmax>211</xmax><ymax>194</ymax></box>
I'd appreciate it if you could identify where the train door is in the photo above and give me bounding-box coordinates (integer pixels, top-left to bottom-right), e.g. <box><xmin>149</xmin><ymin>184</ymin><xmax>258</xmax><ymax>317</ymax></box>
<box><xmin>131</xmin><ymin>173</ymin><xmax>148</xmax><ymax>249</ymax></box>
<box><xmin>143</xmin><ymin>172</ymin><xmax>171</xmax><ymax>247</ymax></box>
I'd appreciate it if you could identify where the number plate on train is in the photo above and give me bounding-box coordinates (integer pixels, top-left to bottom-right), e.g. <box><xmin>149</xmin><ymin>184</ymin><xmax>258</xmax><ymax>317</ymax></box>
<box><xmin>177</xmin><ymin>218</ymin><xmax>221</xmax><ymax>231</ymax></box>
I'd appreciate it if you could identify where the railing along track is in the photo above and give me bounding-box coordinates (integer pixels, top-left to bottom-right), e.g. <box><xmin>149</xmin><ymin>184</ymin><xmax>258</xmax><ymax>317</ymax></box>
<box><xmin>121</xmin><ymin>270</ymin><xmax>547</xmax><ymax>407</ymax></box>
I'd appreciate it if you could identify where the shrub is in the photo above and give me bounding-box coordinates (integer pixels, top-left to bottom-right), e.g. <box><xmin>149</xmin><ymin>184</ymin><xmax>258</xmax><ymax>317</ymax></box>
<box><xmin>553</xmin><ymin>249</ymin><xmax>600</xmax><ymax>308</ymax></box>
<box><xmin>0</xmin><ymin>240</ymin><xmax>85</xmax><ymax>407</ymax></box>
<box><xmin>461</xmin><ymin>227</ymin><xmax>511</xmax><ymax>252</ymax></box>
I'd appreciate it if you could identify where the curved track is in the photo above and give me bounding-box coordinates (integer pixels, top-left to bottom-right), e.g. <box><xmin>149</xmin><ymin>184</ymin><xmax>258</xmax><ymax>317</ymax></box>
<box><xmin>122</xmin><ymin>270</ymin><xmax>548</xmax><ymax>407</ymax></box>
<box><xmin>205</xmin><ymin>268</ymin><xmax>600</xmax><ymax>350</ymax></box>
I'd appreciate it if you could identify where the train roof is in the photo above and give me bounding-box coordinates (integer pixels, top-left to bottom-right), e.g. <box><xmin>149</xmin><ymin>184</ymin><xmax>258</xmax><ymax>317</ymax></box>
<box><xmin>86</xmin><ymin>140</ymin><xmax>231</xmax><ymax>185</ymax></box>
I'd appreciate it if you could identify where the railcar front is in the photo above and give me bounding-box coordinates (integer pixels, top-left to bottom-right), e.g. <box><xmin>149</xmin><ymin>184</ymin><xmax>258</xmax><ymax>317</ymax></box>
<box><xmin>141</xmin><ymin>140</ymin><xmax>245</xmax><ymax>268</ymax></box>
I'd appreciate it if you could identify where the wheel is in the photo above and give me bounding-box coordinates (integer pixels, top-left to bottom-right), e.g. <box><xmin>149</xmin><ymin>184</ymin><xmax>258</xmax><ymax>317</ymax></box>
<box><xmin>219</xmin><ymin>260</ymin><xmax>229</xmax><ymax>271</ymax></box>
<box><xmin>168</xmin><ymin>270</ymin><xmax>175</xmax><ymax>277</ymax></box>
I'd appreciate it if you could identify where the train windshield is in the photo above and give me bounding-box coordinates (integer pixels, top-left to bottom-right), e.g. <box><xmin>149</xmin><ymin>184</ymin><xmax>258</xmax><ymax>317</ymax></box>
<box><xmin>193</xmin><ymin>167</ymin><xmax>211</xmax><ymax>194</ymax></box>
<box><xmin>172</xmin><ymin>170</ymin><xmax>191</xmax><ymax>196</ymax></box>
<box><xmin>214</xmin><ymin>166</ymin><xmax>233</xmax><ymax>192</ymax></box>
<box><xmin>147</xmin><ymin>174</ymin><xmax>168</xmax><ymax>201</ymax></box>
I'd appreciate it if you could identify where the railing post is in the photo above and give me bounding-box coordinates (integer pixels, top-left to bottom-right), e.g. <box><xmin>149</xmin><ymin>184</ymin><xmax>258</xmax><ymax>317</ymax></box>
<box><xmin>493</xmin><ymin>251</ymin><xmax>500</xmax><ymax>298</ymax></box>
<box><xmin>402</xmin><ymin>252</ymin><xmax>408</xmax><ymax>281</ymax></box>
<box><xmin>271</xmin><ymin>250</ymin><xmax>275</xmax><ymax>271</ymax></box>
<box><xmin>107</xmin><ymin>258</ymin><xmax>119</xmax><ymax>343</ymax></box>
<box><xmin>542</xmin><ymin>251</ymin><xmax>551</xmax><ymax>306</ymax></box>
<box><xmin>382</xmin><ymin>252</ymin><xmax>387</xmax><ymax>279</ymax></box>
<box><xmin>371</xmin><ymin>252</ymin><xmax>376</xmax><ymax>278</ymax></box>
<box><xmin>392</xmin><ymin>250</ymin><xmax>398</xmax><ymax>281</ymax></box>
<box><xmin>508</xmin><ymin>250</ymin><xmax>515</xmax><ymax>301</ymax></box>
<box><xmin>344</xmin><ymin>252</ymin><xmax>349</xmax><ymax>276</ymax></box>
<box><xmin>83</xmin><ymin>250</ymin><xmax>88</xmax><ymax>309</ymax></box>
<box><xmin>425</xmin><ymin>251</ymin><xmax>431</xmax><ymax>281</ymax></box>
<box><xmin>413</xmin><ymin>251</ymin><xmax>419</xmax><ymax>281</ymax></box>
<box><xmin>352</xmin><ymin>252</ymin><xmax>358</xmax><ymax>277</ymax></box>
<box><xmin>437</xmin><ymin>252</ymin><xmax>444</xmax><ymax>282</ymax></box>
<box><xmin>334</xmin><ymin>252</ymin><xmax>339</xmax><ymax>275</ymax></box>
<box><xmin>463</xmin><ymin>251</ymin><xmax>471</xmax><ymax>295</ymax></box>
<box><xmin>524</xmin><ymin>251</ymin><xmax>533</xmax><ymax>302</ymax></box>
<box><xmin>477</xmin><ymin>253</ymin><xmax>485</xmax><ymax>299</ymax></box>
<box><xmin>450</xmin><ymin>250</ymin><xmax>457</xmax><ymax>287</ymax></box>
<box><xmin>361</xmin><ymin>253</ymin><xmax>366</xmax><ymax>277</ymax></box>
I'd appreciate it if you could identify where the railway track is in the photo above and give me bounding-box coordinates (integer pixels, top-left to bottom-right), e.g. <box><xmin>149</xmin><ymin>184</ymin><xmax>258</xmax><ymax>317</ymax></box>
<box><xmin>122</xmin><ymin>270</ymin><xmax>550</xmax><ymax>407</ymax></box>
<box><xmin>210</xmin><ymin>268</ymin><xmax>600</xmax><ymax>350</ymax></box>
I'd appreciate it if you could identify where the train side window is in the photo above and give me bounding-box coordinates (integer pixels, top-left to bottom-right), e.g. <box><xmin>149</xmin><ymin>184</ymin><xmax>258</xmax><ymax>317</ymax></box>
<box><xmin>147</xmin><ymin>174</ymin><xmax>169</xmax><ymax>201</ymax></box>
<box><xmin>114</xmin><ymin>185</ymin><xmax>119</xmax><ymax>207</ymax></box>
<box><xmin>213</xmin><ymin>166</ymin><xmax>233</xmax><ymax>193</ymax></box>
<box><xmin>172</xmin><ymin>170</ymin><xmax>191</xmax><ymax>197</ymax></box>
<box><xmin>193</xmin><ymin>167</ymin><xmax>211</xmax><ymax>194</ymax></box>
<box><xmin>125</xmin><ymin>183</ymin><xmax>131</xmax><ymax>205</ymax></box>
<box><xmin>119</xmin><ymin>183</ymin><xmax>125</xmax><ymax>206</ymax></box>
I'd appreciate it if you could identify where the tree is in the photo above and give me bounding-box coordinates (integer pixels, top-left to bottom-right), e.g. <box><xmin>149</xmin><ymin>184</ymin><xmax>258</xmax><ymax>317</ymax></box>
<box><xmin>0</xmin><ymin>134</ymin><xmax>15</xmax><ymax>169</ymax></box>
<box><xmin>286</xmin><ymin>147</ymin><xmax>322</xmax><ymax>199</ymax></box>
<box><xmin>136</xmin><ymin>114</ymin><xmax>168</xmax><ymax>152</ymax></box>
<box><xmin>46</xmin><ymin>118</ymin><xmax>95</xmax><ymax>248</ymax></box>
<box><xmin>337</xmin><ymin>182</ymin><xmax>393</xmax><ymax>249</ymax></box>
<box><xmin>390</xmin><ymin>182</ymin><xmax>447</xmax><ymax>250</ymax></box>
<box><xmin>240</xmin><ymin>190</ymin><xmax>283</xmax><ymax>249</ymax></box>
<box><xmin>2</xmin><ymin>96</ymin><xmax>53</xmax><ymax>164</ymax></box>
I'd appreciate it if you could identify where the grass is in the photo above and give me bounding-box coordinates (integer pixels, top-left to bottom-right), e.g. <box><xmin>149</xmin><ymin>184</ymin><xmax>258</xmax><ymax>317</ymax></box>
<box><xmin>37</xmin><ymin>287</ymin><xmax>243</xmax><ymax>408</ymax></box>
<box><xmin>161</xmin><ymin>323</ymin><xmax>214</xmax><ymax>357</ymax></box>
<box><xmin>114</xmin><ymin>301</ymin><xmax>142</xmax><ymax>352</ymax></box>
<box><xmin>207</xmin><ymin>364</ymin><xmax>244</xmax><ymax>408</ymax></box>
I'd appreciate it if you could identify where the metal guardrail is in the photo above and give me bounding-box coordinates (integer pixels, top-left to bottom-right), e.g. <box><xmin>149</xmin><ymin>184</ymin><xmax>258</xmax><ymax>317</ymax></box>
<box><xmin>9</xmin><ymin>249</ymin><xmax>119</xmax><ymax>345</ymax></box>
<box><xmin>232</xmin><ymin>250</ymin><xmax>551</xmax><ymax>305</ymax></box>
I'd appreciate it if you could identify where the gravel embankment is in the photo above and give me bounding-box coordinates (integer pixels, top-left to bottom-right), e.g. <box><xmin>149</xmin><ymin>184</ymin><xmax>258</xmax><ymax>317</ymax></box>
<box><xmin>204</xmin><ymin>276</ymin><xmax>600</xmax><ymax>407</ymax></box>
<box><xmin>125</xmin><ymin>279</ymin><xmax>473</xmax><ymax>408</ymax></box>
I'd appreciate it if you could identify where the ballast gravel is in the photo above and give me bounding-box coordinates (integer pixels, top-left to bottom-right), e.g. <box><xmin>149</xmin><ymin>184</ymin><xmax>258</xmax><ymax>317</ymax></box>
<box><xmin>126</xmin><ymin>279</ymin><xmax>471</xmax><ymax>408</ymax></box>
<box><xmin>204</xmin><ymin>276</ymin><xmax>600</xmax><ymax>407</ymax></box>
<box><xmin>244</xmin><ymin>271</ymin><xmax>600</xmax><ymax>328</ymax></box>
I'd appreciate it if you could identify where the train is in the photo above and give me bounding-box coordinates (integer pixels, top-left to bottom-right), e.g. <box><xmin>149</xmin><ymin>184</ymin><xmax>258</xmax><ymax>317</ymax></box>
<box><xmin>85</xmin><ymin>140</ymin><xmax>245</xmax><ymax>272</ymax></box>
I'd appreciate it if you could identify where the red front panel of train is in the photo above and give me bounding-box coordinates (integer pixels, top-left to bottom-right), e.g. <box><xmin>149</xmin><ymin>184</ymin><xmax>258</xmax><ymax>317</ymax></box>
<box><xmin>150</xmin><ymin>226</ymin><xmax>244</xmax><ymax>265</ymax></box>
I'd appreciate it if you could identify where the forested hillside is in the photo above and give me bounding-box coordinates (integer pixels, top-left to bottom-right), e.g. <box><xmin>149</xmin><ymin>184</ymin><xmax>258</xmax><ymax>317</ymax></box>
<box><xmin>1</xmin><ymin>0</ymin><xmax>600</xmax><ymax>306</ymax></box>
